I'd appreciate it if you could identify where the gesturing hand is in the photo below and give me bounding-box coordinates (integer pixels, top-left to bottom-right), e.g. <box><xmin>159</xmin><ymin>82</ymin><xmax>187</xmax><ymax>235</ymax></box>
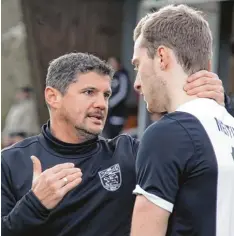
<box><xmin>31</xmin><ymin>155</ymin><xmax>82</xmax><ymax>209</ymax></box>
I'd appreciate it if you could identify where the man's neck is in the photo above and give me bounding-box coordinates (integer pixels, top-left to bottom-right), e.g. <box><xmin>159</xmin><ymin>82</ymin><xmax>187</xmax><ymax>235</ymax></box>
<box><xmin>165</xmin><ymin>72</ymin><xmax>197</xmax><ymax>113</ymax></box>
<box><xmin>50</xmin><ymin>119</ymin><xmax>88</xmax><ymax>144</ymax></box>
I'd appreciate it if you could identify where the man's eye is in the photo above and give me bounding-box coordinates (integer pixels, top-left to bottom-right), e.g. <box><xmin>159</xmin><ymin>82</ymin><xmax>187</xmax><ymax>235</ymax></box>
<box><xmin>104</xmin><ymin>93</ymin><xmax>111</xmax><ymax>99</ymax></box>
<box><xmin>84</xmin><ymin>90</ymin><xmax>94</xmax><ymax>95</ymax></box>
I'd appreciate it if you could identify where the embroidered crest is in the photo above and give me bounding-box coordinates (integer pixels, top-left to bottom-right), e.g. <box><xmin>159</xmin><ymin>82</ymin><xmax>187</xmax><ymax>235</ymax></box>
<box><xmin>98</xmin><ymin>164</ymin><xmax>122</xmax><ymax>191</ymax></box>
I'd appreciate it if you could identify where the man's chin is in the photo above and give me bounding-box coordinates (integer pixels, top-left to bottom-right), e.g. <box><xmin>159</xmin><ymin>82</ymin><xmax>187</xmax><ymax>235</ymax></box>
<box><xmin>75</xmin><ymin>126</ymin><xmax>102</xmax><ymax>139</ymax></box>
<box><xmin>86</xmin><ymin>126</ymin><xmax>104</xmax><ymax>136</ymax></box>
<box><xmin>88</xmin><ymin>129</ymin><xmax>102</xmax><ymax>136</ymax></box>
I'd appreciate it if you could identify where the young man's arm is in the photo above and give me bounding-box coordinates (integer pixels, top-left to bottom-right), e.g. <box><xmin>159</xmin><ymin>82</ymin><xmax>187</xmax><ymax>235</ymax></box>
<box><xmin>131</xmin><ymin>195</ymin><xmax>170</xmax><ymax>236</ymax></box>
<box><xmin>131</xmin><ymin>116</ymin><xmax>195</xmax><ymax>236</ymax></box>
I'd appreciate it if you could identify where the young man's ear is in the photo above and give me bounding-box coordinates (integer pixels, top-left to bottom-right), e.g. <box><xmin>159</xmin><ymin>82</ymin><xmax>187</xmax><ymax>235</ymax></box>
<box><xmin>156</xmin><ymin>46</ymin><xmax>170</xmax><ymax>71</ymax></box>
<box><xmin>44</xmin><ymin>87</ymin><xmax>62</xmax><ymax>109</ymax></box>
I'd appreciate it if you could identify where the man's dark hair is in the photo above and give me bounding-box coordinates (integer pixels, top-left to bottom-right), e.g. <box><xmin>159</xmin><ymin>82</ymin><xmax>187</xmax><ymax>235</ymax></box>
<box><xmin>46</xmin><ymin>52</ymin><xmax>114</xmax><ymax>95</ymax></box>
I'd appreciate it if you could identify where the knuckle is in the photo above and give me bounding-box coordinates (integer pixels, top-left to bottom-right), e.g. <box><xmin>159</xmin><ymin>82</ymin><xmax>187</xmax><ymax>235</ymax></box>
<box><xmin>203</xmin><ymin>77</ymin><xmax>209</xmax><ymax>84</ymax></box>
<box><xmin>213</xmin><ymin>85</ymin><xmax>220</xmax><ymax>91</ymax></box>
<box><xmin>52</xmin><ymin>165</ymin><xmax>59</xmax><ymax>171</ymax></box>
<box><xmin>211</xmin><ymin>91</ymin><xmax>216</xmax><ymax>97</ymax></box>
<box><xmin>216</xmin><ymin>77</ymin><xmax>221</xmax><ymax>83</ymax></box>
<box><xmin>213</xmin><ymin>85</ymin><xmax>219</xmax><ymax>91</ymax></box>
<box><xmin>211</xmin><ymin>73</ymin><xmax>219</xmax><ymax>82</ymax></box>
<box><xmin>75</xmin><ymin>170</ymin><xmax>82</xmax><ymax>176</ymax></box>
<box><xmin>198</xmin><ymin>70</ymin><xmax>206</xmax><ymax>76</ymax></box>
<box><xmin>61</xmin><ymin>169</ymin><xmax>68</xmax><ymax>176</ymax></box>
<box><xmin>208</xmin><ymin>85</ymin><xmax>214</xmax><ymax>91</ymax></box>
<box><xmin>213</xmin><ymin>73</ymin><xmax>219</xmax><ymax>79</ymax></box>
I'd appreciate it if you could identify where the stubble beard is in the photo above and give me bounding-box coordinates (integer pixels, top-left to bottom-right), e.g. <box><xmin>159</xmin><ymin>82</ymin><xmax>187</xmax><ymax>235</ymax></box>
<box><xmin>74</xmin><ymin>125</ymin><xmax>101</xmax><ymax>142</ymax></box>
<box><xmin>148</xmin><ymin>74</ymin><xmax>167</xmax><ymax>114</ymax></box>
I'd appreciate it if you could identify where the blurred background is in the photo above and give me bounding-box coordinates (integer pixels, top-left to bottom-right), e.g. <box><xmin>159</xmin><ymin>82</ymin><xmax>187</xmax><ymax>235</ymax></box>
<box><xmin>1</xmin><ymin>0</ymin><xmax>234</xmax><ymax>147</ymax></box>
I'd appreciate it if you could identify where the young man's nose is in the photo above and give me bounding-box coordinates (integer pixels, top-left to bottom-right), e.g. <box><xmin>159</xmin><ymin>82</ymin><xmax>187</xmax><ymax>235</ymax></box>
<box><xmin>134</xmin><ymin>80</ymin><xmax>142</xmax><ymax>94</ymax></box>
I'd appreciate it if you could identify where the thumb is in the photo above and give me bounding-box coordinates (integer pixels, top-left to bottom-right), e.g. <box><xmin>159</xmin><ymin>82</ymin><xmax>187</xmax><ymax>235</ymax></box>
<box><xmin>31</xmin><ymin>155</ymin><xmax>42</xmax><ymax>182</ymax></box>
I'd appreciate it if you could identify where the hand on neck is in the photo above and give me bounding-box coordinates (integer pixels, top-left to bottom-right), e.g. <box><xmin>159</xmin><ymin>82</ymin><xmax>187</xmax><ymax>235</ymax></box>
<box><xmin>165</xmin><ymin>69</ymin><xmax>198</xmax><ymax>113</ymax></box>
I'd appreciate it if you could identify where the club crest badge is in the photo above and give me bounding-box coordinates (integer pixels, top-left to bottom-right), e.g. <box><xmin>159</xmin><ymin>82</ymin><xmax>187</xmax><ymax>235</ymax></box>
<box><xmin>98</xmin><ymin>164</ymin><xmax>122</xmax><ymax>191</ymax></box>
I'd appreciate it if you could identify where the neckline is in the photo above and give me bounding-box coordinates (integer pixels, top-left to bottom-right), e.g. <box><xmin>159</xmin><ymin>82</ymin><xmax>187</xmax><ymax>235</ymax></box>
<box><xmin>176</xmin><ymin>98</ymin><xmax>217</xmax><ymax>112</ymax></box>
<box><xmin>38</xmin><ymin>121</ymin><xmax>100</xmax><ymax>157</ymax></box>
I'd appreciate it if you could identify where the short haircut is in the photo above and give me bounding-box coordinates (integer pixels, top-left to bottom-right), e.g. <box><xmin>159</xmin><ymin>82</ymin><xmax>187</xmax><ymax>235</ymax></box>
<box><xmin>46</xmin><ymin>52</ymin><xmax>114</xmax><ymax>94</ymax></box>
<box><xmin>134</xmin><ymin>4</ymin><xmax>213</xmax><ymax>75</ymax></box>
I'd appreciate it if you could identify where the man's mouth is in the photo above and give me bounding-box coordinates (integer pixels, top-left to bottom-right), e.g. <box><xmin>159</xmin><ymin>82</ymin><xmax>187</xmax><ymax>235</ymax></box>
<box><xmin>87</xmin><ymin>113</ymin><xmax>104</xmax><ymax>124</ymax></box>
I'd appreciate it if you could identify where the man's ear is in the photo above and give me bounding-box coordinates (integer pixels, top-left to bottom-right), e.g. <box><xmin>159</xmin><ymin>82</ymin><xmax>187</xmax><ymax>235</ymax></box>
<box><xmin>44</xmin><ymin>87</ymin><xmax>62</xmax><ymax>109</ymax></box>
<box><xmin>156</xmin><ymin>46</ymin><xmax>170</xmax><ymax>71</ymax></box>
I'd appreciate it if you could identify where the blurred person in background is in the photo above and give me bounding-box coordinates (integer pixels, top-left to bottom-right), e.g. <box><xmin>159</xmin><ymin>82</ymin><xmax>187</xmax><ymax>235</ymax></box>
<box><xmin>2</xmin><ymin>86</ymin><xmax>40</xmax><ymax>144</ymax></box>
<box><xmin>2</xmin><ymin>132</ymin><xmax>28</xmax><ymax>148</ymax></box>
<box><xmin>102</xmin><ymin>56</ymin><xmax>131</xmax><ymax>138</ymax></box>
<box><xmin>1</xmin><ymin>52</ymin><xmax>228</xmax><ymax>236</ymax></box>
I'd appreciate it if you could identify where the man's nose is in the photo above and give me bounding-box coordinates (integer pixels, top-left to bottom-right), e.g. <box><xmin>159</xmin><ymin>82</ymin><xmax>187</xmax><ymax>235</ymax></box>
<box><xmin>134</xmin><ymin>76</ymin><xmax>142</xmax><ymax>94</ymax></box>
<box><xmin>93</xmin><ymin>94</ymin><xmax>107</xmax><ymax>109</ymax></box>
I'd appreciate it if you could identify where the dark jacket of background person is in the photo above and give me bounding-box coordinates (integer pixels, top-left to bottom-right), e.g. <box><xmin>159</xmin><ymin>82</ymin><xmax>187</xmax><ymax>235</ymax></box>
<box><xmin>103</xmin><ymin>57</ymin><xmax>131</xmax><ymax>138</ymax></box>
<box><xmin>109</xmin><ymin>68</ymin><xmax>130</xmax><ymax>120</ymax></box>
<box><xmin>103</xmin><ymin>69</ymin><xmax>131</xmax><ymax>139</ymax></box>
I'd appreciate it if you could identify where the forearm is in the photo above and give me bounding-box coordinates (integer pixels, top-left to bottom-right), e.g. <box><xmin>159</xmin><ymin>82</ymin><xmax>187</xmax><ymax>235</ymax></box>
<box><xmin>2</xmin><ymin>190</ymin><xmax>50</xmax><ymax>236</ymax></box>
<box><xmin>131</xmin><ymin>212</ymin><xmax>168</xmax><ymax>236</ymax></box>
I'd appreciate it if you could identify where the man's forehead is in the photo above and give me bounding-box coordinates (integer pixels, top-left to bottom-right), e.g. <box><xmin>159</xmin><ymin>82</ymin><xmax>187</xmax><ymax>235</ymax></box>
<box><xmin>74</xmin><ymin>72</ymin><xmax>111</xmax><ymax>89</ymax></box>
<box><xmin>132</xmin><ymin>35</ymin><xmax>144</xmax><ymax>63</ymax></box>
<box><xmin>77</xmin><ymin>72</ymin><xmax>110</xmax><ymax>82</ymax></box>
<box><xmin>135</xmin><ymin>35</ymin><xmax>144</xmax><ymax>49</ymax></box>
